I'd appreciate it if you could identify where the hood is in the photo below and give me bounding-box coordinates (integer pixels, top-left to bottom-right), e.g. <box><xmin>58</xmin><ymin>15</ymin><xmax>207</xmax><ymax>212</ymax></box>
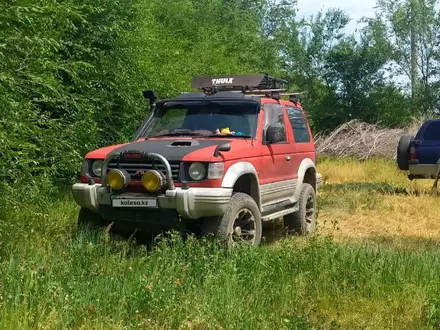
<box><xmin>84</xmin><ymin>138</ymin><xmax>256</xmax><ymax>162</ymax></box>
<box><xmin>84</xmin><ymin>143</ymin><xmax>130</xmax><ymax>159</ymax></box>
<box><xmin>182</xmin><ymin>138</ymin><xmax>255</xmax><ymax>162</ymax></box>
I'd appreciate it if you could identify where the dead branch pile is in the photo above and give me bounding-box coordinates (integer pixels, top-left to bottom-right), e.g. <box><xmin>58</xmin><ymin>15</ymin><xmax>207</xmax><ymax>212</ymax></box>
<box><xmin>315</xmin><ymin>119</ymin><xmax>421</xmax><ymax>160</ymax></box>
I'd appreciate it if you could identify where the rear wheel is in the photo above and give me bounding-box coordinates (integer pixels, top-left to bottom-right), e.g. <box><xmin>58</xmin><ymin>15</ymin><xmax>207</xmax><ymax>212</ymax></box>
<box><xmin>201</xmin><ymin>192</ymin><xmax>262</xmax><ymax>247</ymax></box>
<box><xmin>77</xmin><ymin>207</ymin><xmax>105</xmax><ymax>231</ymax></box>
<box><xmin>284</xmin><ymin>183</ymin><xmax>317</xmax><ymax>236</ymax></box>
<box><xmin>397</xmin><ymin>135</ymin><xmax>414</xmax><ymax>170</ymax></box>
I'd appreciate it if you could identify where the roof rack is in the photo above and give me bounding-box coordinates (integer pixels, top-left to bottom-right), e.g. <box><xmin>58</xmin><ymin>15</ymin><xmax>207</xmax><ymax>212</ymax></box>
<box><xmin>251</xmin><ymin>92</ymin><xmax>306</xmax><ymax>103</ymax></box>
<box><xmin>191</xmin><ymin>74</ymin><xmax>289</xmax><ymax>96</ymax></box>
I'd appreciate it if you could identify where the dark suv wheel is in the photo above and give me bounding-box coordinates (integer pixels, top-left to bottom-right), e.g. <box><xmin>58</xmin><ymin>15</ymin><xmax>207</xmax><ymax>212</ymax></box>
<box><xmin>397</xmin><ymin>135</ymin><xmax>414</xmax><ymax>170</ymax></box>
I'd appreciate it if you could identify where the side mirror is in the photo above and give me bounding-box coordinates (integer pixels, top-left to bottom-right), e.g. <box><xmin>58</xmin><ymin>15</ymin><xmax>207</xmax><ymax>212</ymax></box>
<box><xmin>266</xmin><ymin>124</ymin><xmax>286</xmax><ymax>144</ymax></box>
<box><xmin>213</xmin><ymin>143</ymin><xmax>231</xmax><ymax>157</ymax></box>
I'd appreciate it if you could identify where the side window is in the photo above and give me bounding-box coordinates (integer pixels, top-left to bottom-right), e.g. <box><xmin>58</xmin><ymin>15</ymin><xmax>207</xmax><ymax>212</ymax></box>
<box><xmin>424</xmin><ymin>122</ymin><xmax>440</xmax><ymax>141</ymax></box>
<box><xmin>263</xmin><ymin>103</ymin><xmax>287</xmax><ymax>143</ymax></box>
<box><xmin>286</xmin><ymin>106</ymin><xmax>311</xmax><ymax>143</ymax></box>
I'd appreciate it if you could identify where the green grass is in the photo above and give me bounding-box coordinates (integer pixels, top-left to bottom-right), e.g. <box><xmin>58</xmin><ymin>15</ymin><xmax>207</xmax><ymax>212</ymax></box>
<box><xmin>3</xmin><ymin>228</ymin><xmax>440</xmax><ymax>329</ymax></box>
<box><xmin>2</xmin><ymin>159</ymin><xmax>440</xmax><ymax>329</ymax></box>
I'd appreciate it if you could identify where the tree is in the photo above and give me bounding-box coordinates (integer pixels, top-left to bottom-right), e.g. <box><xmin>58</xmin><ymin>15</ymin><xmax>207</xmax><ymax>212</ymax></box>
<box><xmin>374</xmin><ymin>0</ymin><xmax>440</xmax><ymax>112</ymax></box>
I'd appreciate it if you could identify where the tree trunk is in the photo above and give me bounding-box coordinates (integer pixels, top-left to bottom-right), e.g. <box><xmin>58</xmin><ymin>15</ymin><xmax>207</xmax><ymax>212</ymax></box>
<box><xmin>410</xmin><ymin>0</ymin><xmax>418</xmax><ymax>99</ymax></box>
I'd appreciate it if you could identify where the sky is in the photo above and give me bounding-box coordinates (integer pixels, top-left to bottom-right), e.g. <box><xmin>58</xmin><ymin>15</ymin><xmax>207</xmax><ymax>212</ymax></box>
<box><xmin>296</xmin><ymin>0</ymin><xmax>378</xmax><ymax>33</ymax></box>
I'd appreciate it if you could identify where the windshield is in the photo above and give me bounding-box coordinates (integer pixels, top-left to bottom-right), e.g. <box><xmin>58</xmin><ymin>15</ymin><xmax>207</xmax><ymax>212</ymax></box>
<box><xmin>143</xmin><ymin>102</ymin><xmax>259</xmax><ymax>138</ymax></box>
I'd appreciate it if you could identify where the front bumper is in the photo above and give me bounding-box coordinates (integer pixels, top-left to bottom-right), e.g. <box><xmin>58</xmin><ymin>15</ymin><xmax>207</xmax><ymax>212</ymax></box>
<box><xmin>73</xmin><ymin>151</ymin><xmax>323</xmax><ymax>223</ymax></box>
<box><xmin>408</xmin><ymin>164</ymin><xmax>439</xmax><ymax>179</ymax></box>
<box><xmin>72</xmin><ymin>183</ymin><xmax>100</xmax><ymax>213</ymax></box>
<box><xmin>72</xmin><ymin>183</ymin><xmax>232</xmax><ymax>220</ymax></box>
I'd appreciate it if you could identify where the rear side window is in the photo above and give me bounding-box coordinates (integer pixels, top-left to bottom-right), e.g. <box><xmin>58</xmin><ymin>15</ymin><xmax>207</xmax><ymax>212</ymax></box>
<box><xmin>424</xmin><ymin>122</ymin><xmax>440</xmax><ymax>140</ymax></box>
<box><xmin>286</xmin><ymin>106</ymin><xmax>311</xmax><ymax>143</ymax></box>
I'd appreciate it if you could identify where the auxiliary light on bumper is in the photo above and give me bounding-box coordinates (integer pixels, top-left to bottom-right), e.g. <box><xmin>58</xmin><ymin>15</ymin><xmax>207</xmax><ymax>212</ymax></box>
<box><xmin>107</xmin><ymin>169</ymin><xmax>131</xmax><ymax>190</ymax></box>
<box><xmin>141</xmin><ymin>170</ymin><xmax>166</xmax><ymax>192</ymax></box>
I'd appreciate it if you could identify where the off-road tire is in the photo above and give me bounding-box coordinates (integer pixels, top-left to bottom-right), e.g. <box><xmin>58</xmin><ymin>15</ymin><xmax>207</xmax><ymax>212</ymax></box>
<box><xmin>397</xmin><ymin>135</ymin><xmax>414</xmax><ymax>170</ymax></box>
<box><xmin>284</xmin><ymin>183</ymin><xmax>316</xmax><ymax>236</ymax></box>
<box><xmin>201</xmin><ymin>192</ymin><xmax>262</xmax><ymax>247</ymax></box>
<box><xmin>77</xmin><ymin>207</ymin><xmax>105</xmax><ymax>231</ymax></box>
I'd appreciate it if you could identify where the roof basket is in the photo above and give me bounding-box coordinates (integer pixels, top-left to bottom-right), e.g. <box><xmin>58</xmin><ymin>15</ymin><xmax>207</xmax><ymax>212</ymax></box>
<box><xmin>191</xmin><ymin>74</ymin><xmax>289</xmax><ymax>96</ymax></box>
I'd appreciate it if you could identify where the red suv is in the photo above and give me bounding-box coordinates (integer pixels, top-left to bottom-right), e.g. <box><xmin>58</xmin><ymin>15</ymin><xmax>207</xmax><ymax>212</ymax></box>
<box><xmin>72</xmin><ymin>75</ymin><xmax>322</xmax><ymax>246</ymax></box>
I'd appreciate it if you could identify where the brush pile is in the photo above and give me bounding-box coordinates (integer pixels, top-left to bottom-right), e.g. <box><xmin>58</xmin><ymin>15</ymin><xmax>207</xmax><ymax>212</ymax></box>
<box><xmin>315</xmin><ymin>119</ymin><xmax>421</xmax><ymax>160</ymax></box>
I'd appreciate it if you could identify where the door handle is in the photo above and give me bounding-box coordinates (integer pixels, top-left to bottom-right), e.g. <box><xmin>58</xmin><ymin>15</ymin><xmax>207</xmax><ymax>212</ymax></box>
<box><xmin>286</xmin><ymin>155</ymin><xmax>291</xmax><ymax>161</ymax></box>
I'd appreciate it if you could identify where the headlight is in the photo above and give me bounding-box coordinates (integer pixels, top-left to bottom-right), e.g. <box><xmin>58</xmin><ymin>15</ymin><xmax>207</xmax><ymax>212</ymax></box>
<box><xmin>188</xmin><ymin>162</ymin><xmax>206</xmax><ymax>181</ymax></box>
<box><xmin>92</xmin><ymin>160</ymin><xmax>103</xmax><ymax>177</ymax></box>
<box><xmin>107</xmin><ymin>169</ymin><xmax>131</xmax><ymax>190</ymax></box>
<box><xmin>208</xmin><ymin>162</ymin><xmax>224</xmax><ymax>179</ymax></box>
<box><xmin>142</xmin><ymin>170</ymin><xmax>166</xmax><ymax>192</ymax></box>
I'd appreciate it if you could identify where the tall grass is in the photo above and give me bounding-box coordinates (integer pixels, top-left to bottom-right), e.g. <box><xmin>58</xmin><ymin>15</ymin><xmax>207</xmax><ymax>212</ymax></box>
<box><xmin>2</xmin><ymin>231</ymin><xmax>440</xmax><ymax>329</ymax></box>
<box><xmin>2</xmin><ymin>158</ymin><xmax>440</xmax><ymax>329</ymax></box>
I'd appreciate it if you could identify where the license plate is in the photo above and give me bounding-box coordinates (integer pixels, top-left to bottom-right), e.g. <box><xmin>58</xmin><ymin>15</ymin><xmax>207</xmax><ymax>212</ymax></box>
<box><xmin>112</xmin><ymin>197</ymin><xmax>158</xmax><ymax>208</ymax></box>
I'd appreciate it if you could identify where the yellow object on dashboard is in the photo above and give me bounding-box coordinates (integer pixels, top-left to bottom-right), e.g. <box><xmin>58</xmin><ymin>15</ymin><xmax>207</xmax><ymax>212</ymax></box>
<box><xmin>221</xmin><ymin>127</ymin><xmax>231</xmax><ymax>135</ymax></box>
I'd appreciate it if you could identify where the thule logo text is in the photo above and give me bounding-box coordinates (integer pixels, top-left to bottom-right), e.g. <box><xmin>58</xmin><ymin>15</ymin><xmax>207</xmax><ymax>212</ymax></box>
<box><xmin>212</xmin><ymin>78</ymin><xmax>234</xmax><ymax>85</ymax></box>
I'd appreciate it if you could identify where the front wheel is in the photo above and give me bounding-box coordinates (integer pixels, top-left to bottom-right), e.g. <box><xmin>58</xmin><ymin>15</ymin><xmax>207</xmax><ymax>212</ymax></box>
<box><xmin>284</xmin><ymin>183</ymin><xmax>317</xmax><ymax>236</ymax></box>
<box><xmin>201</xmin><ymin>192</ymin><xmax>262</xmax><ymax>247</ymax></box>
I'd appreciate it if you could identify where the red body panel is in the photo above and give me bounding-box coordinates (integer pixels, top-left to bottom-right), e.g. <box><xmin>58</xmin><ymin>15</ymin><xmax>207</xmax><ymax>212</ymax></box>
<box><xmin>259</xmin><ymin>99</ymin><xmax>292</xmax><ymax>185</ymax></box>
<box><xmin>280</xmin><ymin>100</ymin><xmax>316</xmax><ymax>178</ymax></box>
<box><xmin>181</xmin><ymin>139</ymin><xmax>261</xmax><ymax>188</ymax></box>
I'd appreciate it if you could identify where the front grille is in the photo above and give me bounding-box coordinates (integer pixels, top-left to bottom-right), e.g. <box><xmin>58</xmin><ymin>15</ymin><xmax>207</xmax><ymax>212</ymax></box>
<box><xmin>107</xmin><ymin>160</ymin><xmax>181</xmax><ymax>182</ymax></box>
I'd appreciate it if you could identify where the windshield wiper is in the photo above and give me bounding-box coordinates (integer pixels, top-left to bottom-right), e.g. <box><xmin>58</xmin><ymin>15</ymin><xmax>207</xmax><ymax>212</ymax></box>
<box><xmin>203</xmin><ymin>134</ymin><xmax>252</xmax><ymax>139</ymax></box>
<box><xmin>150</xmin><ymin>132</ymin><xmax>252</xmax><ymax>139</ymax></box>
<box><xmin>150</xmin><ymin>132</ymin><xmax>206</xmax><ymax>138</ymax></box>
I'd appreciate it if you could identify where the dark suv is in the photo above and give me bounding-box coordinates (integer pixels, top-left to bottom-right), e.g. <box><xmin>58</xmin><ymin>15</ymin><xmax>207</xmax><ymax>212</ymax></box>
<box><xmin>397</xmin><ymin>119</ymin><xmax>440</xmax><ymax>180</ymax></box>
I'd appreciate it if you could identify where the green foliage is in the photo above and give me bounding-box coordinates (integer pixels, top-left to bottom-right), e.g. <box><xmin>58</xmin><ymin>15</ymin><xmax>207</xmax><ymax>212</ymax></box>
<box><xmin>0</xmin><ymin>0</ymin><xmax>283</xmax><ymax>199</ymax></box>
<box><xmin>375</xmin><ymin>0</ymin><xmax>440</xmax><ymax>112</ymax></box>
<box><xmin>0</xmin><ymin>0</ymin><xmax>138</xmax><ymax>192</ymax></box>
<box><xmin>424</xmin><ymin>286</ymin><xmax>440</xmax><ymax>329</ymax></box>
<box><xmin>279</xmin><ymin>6</ymin><xmax>417</xmax><ymax>132</ymax></box>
